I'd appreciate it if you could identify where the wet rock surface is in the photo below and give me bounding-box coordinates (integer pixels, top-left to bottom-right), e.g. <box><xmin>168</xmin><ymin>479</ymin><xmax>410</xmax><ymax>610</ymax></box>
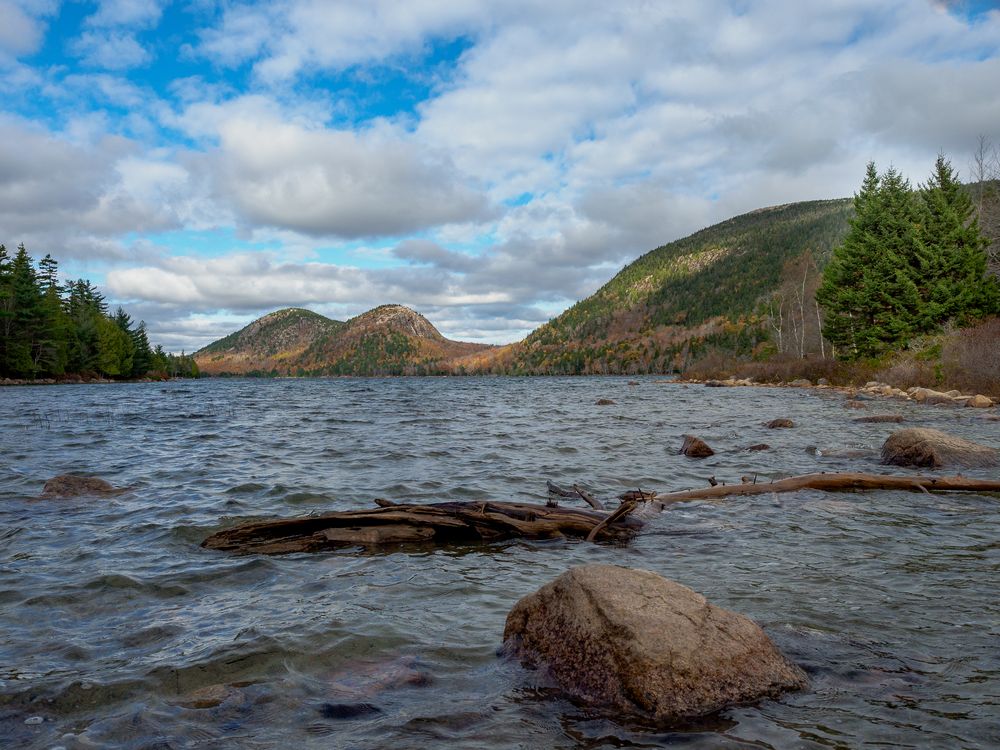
<box><xmin>680</xmin><ymin>435</ymin><xmax>715</xmax><ymax>458</ymax></box>
<box><xmin>38</xmin><ymin>475</ymin><xmax>126</xmax><ymax>499</ymax></box>
<box><xmin>503</xmin><ymin>564</ymin><xmax>808</xmax><ymax>724</ymax></box>
<box><xmin>881</xmin><ymin>428</ymin><xmax>998</xmax><ymax>469</ymax></box>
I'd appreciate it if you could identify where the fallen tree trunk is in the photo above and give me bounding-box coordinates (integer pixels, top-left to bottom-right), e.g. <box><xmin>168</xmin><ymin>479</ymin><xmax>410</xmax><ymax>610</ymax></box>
<box><xmin>201</xmin><ymin>473</ymin><xmax>1000</xmax><ymax>556</ymax></box>
<box><xmin>651</xmin><ymin>472</ymin><xmax>1000</xmax><ymax>507</ymax></box>
<box><xmin>202</xmin><ymin>499</ymin><xmax>644</xmax><ymax>555</ymax></box>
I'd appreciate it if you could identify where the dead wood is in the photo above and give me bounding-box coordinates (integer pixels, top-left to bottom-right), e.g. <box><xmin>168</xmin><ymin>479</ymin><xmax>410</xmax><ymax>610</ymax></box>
<box><xmin>650</xmin><ymin>472</ymin><xmax>1000</xmax><ymax>508</ymax></box>
<box><xmin>547</xmin><ymin>480</ymin><xmax>605</xmax><ymax>510</ymax></box>
<box><xmin>202</xmin><ymin>499</ymin><xmax>644</xmax><ymax>555</ymax></box>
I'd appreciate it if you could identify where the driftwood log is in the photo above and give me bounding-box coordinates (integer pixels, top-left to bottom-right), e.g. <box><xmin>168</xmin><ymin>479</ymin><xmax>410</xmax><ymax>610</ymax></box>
<box><xmin>651</xmin><ymin>472</ymin><xmax>1000</xmax><ymax>507</ymax></box>
<box><xmin>202</xmin><ymin>500</ymin><xmax>644</xmax><ymax>555</ymax></box>
<box><xmin>201</xmin><ymin>473</ymin><xmax>1000</xmax><ymax>555</ymax></box>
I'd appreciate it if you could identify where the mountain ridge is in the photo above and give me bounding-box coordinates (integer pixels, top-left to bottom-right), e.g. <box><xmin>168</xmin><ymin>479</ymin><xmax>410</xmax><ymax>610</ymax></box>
<box><xmin>195</xmin><ymin>198</ymin><xmax>857</xmax><ymax>377</ymax></box>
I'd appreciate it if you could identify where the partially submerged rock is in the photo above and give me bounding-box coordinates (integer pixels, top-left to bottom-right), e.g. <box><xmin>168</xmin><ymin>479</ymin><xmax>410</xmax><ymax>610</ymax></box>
<box><xmin>747</xmin><ymin>443</ymin><xmax>771</xmax><ymax>452</ymax></box>
<box><xmin>853</xmin><ymin>415</ymin><xmax>904</xmax><ymax>423</ymax></box>
<box><xmin>911</xmin><ymin>387</ymin><xmax>962</xmax><ymax>406</ymax></box>
<box><xmin>881</xmin><ymin>428</ymin><xmax>998</xmax><ymax>469</ymax></box>
<box><xmin>966</xmin><ymin>394</ymin><xmax>994</xmax><ymax>408</ymax></box>
<box><xmin>766</xmin><ymin>418</ymin><xmax>794</xmax><ymax>429</ymax></box>
<box><xmin>595</xmin><ymin>398</ymin><xmax>616</xmax><ymax>405</ymax></box>
<box><xmin>503</xmin><ymin>565</ymin><xmax>807</xmax><ymax>724</ymax></box>
<box><xmin>39</xmin><ymin>474</ymin><xmax>126</xmax><ymax>499</ymax></box>
<box><xmin>680</xmin><ymin>435</ymin><xmax>714</xmax><ymax>458</ymax></box>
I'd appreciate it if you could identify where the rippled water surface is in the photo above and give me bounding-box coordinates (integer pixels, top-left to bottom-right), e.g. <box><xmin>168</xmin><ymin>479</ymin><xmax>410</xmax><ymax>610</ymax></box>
<box><xmin>1</xmin><ymin>377</ymin><xmax>998</xmax><ymax>749</ymax></box>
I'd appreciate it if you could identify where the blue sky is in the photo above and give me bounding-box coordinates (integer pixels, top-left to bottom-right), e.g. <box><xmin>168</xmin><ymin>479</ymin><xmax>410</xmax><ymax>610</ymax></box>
<box><xmin>1</xmin><ymin>0</ymin><xmax>999</xmax><ymax>351</ymax></box>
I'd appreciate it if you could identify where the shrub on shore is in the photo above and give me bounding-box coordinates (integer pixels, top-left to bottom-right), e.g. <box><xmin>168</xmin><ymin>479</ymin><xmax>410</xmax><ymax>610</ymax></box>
<box><xmin>682</xmin><ymin>317</ymin><xmax>999</xmax><ymax>397</ymax></box>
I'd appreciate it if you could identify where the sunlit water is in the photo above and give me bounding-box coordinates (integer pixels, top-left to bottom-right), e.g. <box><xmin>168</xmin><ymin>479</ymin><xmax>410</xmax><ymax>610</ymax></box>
<box><xmin>1</xmin><ymin>377</ymin><xmax>998</xmax><ymax>749</ymax></box>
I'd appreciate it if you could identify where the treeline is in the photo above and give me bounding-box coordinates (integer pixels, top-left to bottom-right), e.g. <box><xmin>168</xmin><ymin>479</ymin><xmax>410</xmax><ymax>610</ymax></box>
<box><xmin>0</xmin><ymin>244</ymin><xmax>198</xmax><ymax>380</ymax></box>
<box><xmin>817</xmin><ymin>155</ymin><xmax>1000</xmax><ymax>359</ymax></box>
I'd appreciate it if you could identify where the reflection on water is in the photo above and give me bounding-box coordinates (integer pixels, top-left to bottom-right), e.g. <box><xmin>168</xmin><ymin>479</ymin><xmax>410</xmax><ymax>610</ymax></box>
<box><xmin>1</xmin><ymin>376</ymin><xmax>998</xmax><ymax>749</ymax></box>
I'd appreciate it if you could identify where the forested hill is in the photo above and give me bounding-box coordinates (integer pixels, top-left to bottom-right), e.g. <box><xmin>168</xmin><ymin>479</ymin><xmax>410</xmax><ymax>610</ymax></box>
<box><xmin>497</xmin><ymin>199</ymin><xmax>854</xmax><ymax>375</ymax></box>
<box><xmin>194</xmin><ymin>304</ymin><xmax>491</xmax><ymax>376</ymax></box>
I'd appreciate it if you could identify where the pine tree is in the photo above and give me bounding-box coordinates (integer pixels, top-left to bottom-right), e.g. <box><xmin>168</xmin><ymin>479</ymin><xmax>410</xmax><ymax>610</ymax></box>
<box><xmin>916</xmin><ymin>155</ymin><xmax>1000</xmax><ymax>328</ymax></box>
<box><xmin>816</xmin><ymin>163</ymin><xmax>922</xmax><ymax>358</ymax></box>
<box><xmin>130</xmin><ymin>321</ymin><xmax>153</xmax><ymax>377</ymax></box>
<box><xmin>0</xmin><ymin>245</ymin><xmax>12</xmax><ymax>371</ymax></box>
<box><xmin>6</xmin><ymin>245</ymin><xmax>44</xmax><ymax>376</ymax></box>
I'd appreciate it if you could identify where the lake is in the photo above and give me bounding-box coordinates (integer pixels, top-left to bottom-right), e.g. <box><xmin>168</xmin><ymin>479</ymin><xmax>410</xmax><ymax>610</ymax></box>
<box><xmin>1</xmin><ymin>377</ymin><xmax>998</xmax><ymax>749</ymax></box>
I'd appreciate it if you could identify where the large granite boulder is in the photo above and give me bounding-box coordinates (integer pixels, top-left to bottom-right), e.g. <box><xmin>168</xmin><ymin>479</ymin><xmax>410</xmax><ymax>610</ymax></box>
<box><xmin>881</xmin><ymin>428</ymin><xmax>998</xmax><ymax>469</ymax></box>
<box><xmin>503</xmin><ymin>565</ymin><xmax>807</xmax><ymax>724</ymax></box>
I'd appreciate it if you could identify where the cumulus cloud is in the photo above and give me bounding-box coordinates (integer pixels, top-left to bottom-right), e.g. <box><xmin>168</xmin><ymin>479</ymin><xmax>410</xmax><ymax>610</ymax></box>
<box><xmin>6</xmin><ymin>0</ymin><xmax>1000</xmax><ymax>350</ymax></box>
<box><xmin>180</xmin><ymin>99</ymin><xmax>494</xmax><ymax>238</ymax></box>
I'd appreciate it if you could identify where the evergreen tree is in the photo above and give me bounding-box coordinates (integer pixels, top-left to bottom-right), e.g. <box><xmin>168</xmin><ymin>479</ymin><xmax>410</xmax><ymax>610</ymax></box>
<box><xmin>0</xmin><ymin>245</ymin><xmax>12</xmax><ymax>370</ymax></box>
<box><xmin>917</xmin><ymin>155</ymin><xmax>1000</xmax><ymax>327</ymax></box>
<box><xmin>6</xmin><ymin>245</ymin><xmax>44</xmax><ymax>375</ymax></box>
<box><xmin>130</xmin><ymin>321</ymin><xmax>153</xmax><ymax>377</ymax></box>
<box><xmin>816</xmin><ymin>163</ymin><xmax>922</xmax><ymax>358</ymax></box>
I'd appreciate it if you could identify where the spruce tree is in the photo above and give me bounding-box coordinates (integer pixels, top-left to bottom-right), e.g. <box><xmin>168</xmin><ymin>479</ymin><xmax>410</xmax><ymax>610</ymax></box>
<box><xmin>917</xmin><ymin>155</ymin><xmax>1000</xmax><ymax>328</ymax></box>
<box><xmin>817</xmin><ymin>163</ymin><xmax>922</xmax><ymax>358</ymax></box>
<box><xmin>7</xmin><ymin>245</ymin><xmax>44</xmax><ymax>376</ymax></box>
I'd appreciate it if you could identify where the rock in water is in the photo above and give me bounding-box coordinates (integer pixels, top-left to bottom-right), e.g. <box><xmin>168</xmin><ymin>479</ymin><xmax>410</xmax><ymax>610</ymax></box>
<box><xmin>39</xmin><ymin>474</ymin><xmax>125</xmax><ymax>499</ymax></box>
<box><xmin>680</xmin><ymin>435</ymin><xmax>714</xmax><ymax>458</ymax></box>
<box><xmin>766</xmin><ymin>418</ymin><xmax>795</xmax><ymax>429</ymax></box>
<box><xmin>966</xmin><ymin>394</ymin><xmax>994</xmax><ymax>408</ymax></box>
<box><xmin>881</xmin><ymin>428</ymin><xmax>998</xmax><ymax>469</ymax></box>
<box><xmin>503</xmin><ymin>565</ymin><xmax>808</xmax><ymax>724</ymax></box>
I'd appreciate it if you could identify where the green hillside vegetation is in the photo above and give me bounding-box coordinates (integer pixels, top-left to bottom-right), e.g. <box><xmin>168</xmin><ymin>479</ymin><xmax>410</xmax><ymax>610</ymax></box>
<box><xmin>508</xmin><ymin>199</ymin><xmax>854</xmax><ymax>374</ymax></box>
<box><xmin>0</xmin><ymin>244</ymin><xmax>197</xmax><ymax>381</ymax></box>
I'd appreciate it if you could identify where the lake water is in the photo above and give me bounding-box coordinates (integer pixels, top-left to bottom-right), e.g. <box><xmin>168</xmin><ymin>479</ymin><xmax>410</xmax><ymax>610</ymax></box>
<box><xmin>1</xmin><ymin>377</ymin><xmax>998</xmax><ymax>749</ymax></box>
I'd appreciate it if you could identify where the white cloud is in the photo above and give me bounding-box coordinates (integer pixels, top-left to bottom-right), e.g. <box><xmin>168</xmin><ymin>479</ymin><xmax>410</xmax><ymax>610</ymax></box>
<box><xmin>72</xmin><ymin>30</ymin><xmax>152</xmax><ymax>69</ymax></box>
<box><xmin>86</xmin><ymin>0</ymin><xmax>164</xmax><ymax>28</ymax></box>
<box><xmin>178</xmin><ymin>97</ymin><xmax>494</xmax><ymax>238</ymax></box>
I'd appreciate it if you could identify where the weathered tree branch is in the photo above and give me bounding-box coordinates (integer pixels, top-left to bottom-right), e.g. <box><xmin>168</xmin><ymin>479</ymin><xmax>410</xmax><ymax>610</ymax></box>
<box><xmin>650</xmin><ymin>472</ymin><xmax>1000</xmax><ymax>508</ymax></box>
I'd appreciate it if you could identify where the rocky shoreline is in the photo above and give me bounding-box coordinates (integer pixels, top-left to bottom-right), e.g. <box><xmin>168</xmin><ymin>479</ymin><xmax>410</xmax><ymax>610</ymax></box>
<box><xmin>684</xmin><ymin>376</ymin><xmax>996</xmax><ymax>408</ymax></box>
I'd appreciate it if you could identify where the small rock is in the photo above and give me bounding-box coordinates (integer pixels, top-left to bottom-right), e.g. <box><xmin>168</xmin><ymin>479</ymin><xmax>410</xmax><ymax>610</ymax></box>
<box><xmin>966</xmin><ymin>394</ymin><xmax>994</xmax><ymax>408</ymax></box>
<box><xmin>788</xmin><ymin>378</ymin><xmax>812</xmax><ymax>387</ymax></box>
<box><xmin>680</xmin><ymin>435</ymin><xmax>714</xmax><ymax>458</ymax></box>
<box><xmin>24</xmin><ymin>716</ymin><xmax>44</xmax><ymax>725</ymax></box>
<box><xmin>747</xmin><ymin>443</ymin><xmax>771</xmax><ymax>452</ymax></box>
<box><xmin>627</xmin><ymin>381</ymin><xmax>640</xmax><ymax>386</ymax></box>
<box><xmin>595</xmin><ymin>398</ymin><xmax>616</xmax><ymax>405</ymax></box>
<box><xmin>881</xmin><ymin>428</ymin><xmax>998</xmax><ymax>469</ymax></box>
<box><xmin>704</xmin><ymin>380</ymin><xmax>728</xmax><ymax>387</ymax></box>
<box><xmin>39</xmin><ymin>475</ymin><xmax>126</xmax><ymax>499</ymax></box>
<box><xmin>766</xmin><ymin>418</ymin><xmax>794</xmax><ymax>429</ymax></box>
<box><xmin>853</xmin><ymin>415</ymin><xmax>904</xmax><ymax>423</ymax></box>
<box><xmin>503</xmin><ymin>565</ymin><xmax>807</xmax><ymax>724</ymax></box>
<box><xmin>844</xmin><ymin>400</ymin><xmax>867</xmax><ymax>410</ymax></box>
<box><xmin>816</xmin><ymin>378</ymin><xmax>830</xmax><ymax>386</ymax></box>
<box><xmin>944</xmin><ymin>389</ymin><xmax>962</xmax><ymax>398</ymax></box>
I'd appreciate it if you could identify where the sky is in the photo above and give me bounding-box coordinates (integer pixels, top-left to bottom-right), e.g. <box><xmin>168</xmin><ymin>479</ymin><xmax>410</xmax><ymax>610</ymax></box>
<box><xmin>1</xmin><ymin>0</ymin><xmax>999</xmax><ymax>352</ymax></box>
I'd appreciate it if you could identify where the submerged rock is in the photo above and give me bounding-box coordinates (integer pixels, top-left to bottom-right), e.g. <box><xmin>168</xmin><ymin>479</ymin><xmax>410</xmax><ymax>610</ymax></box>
<box><xmin>747</xmin><ymin>443</ymin><xmax>771</xmax><ymax>452</ymax></box>
<box><xmin>881</xmin><ymin>428</ymin><xmax>998</xmax><ymax>469</ymax></box>
<box><xmin>503</xmin><ymin>565</ymin><xmax>807</xmax><ymax>724</ymax></box>
<box><xmin>766</xmin><ymin>418</ymin><xmax>794</xmax><ymax>429</ymax></box>
<box><xmin>595</xmin><ymin>398</ymin><xmax>616</xmax><ymax>405</ymax></box>
<box><xmin>39</xmin><ymin>474</ymin><xmax>126</xmax><ymax>499</ymax></box>
<box><xmin>680</xmin><ymin>435</ymin><xmax>714</xmax><ymax>458</ymax></box>
<box><xmin>853</xmin><ymin>415</ymin><xmax>904</xmax><ymax>423</ymax></box>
